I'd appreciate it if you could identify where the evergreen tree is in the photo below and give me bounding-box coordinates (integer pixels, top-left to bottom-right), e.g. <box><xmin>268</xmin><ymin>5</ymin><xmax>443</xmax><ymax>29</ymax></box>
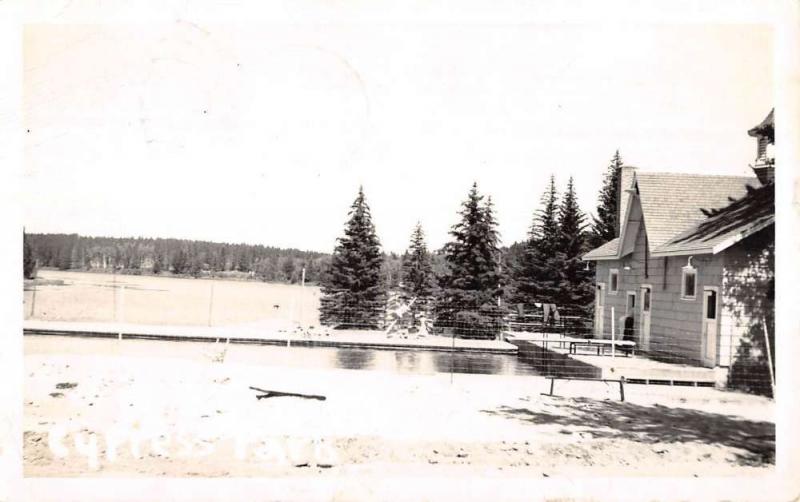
<box><xmin>172</xmin><ymin>247</ymin><xmax>189</xmax><ymax>274</ymax></box>
<box><xmin>589</xmin><ymin>150</ymin><xmax>623</xmax><ymax>248</ymax></box>
<box><xmin>381</xmin><ymin>252</ymin><xmax>403</xmax><ymax>288</ymax></box>
<box><xmin>556</xmin><ymin>177</ymin><xmax>594</xmax><ymax>314</ymax></box>
<box><xmin>513</xmin><ymin>175</ymin><xmax>562</xmax><ymax>306</ymax></box>
<box><xmin>319</xmin><ymin>187</ymin><xmax>386</xmax><ymax>329</ymax></box>
<box><xmin>23</xmin><ymin>231</ymin><xmax>37</xmax><ymax>279</ymax></box>
<box><xmin>437</xmin><ymin>183</ymin><xmax>503</xmax><ymax>338</ymax></box>
<box><xmin>500</xmin><ymin>241</ymin><xmax>525</xmax><ymax>300</ymax></box>
<box><xmin>152</xmin><ymin>253</ymin><xmax>162</xmax><ymax>274</ymax></box>
<box><xmin>401</xmin><ymin>223</ymin><xmax>436</xmax><ymax>318</ymax></box>
<box><xmin>281</xmin><ymin>257</ymin><xmax>297</xmax><ymax>283</ymax></box>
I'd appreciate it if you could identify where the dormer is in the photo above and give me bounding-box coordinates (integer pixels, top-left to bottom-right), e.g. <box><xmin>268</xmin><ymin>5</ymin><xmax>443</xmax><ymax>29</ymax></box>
<box><xmin>748</xmin><ymin>109</ymin><xmax>774</xmax><ymax>185</ymax></box>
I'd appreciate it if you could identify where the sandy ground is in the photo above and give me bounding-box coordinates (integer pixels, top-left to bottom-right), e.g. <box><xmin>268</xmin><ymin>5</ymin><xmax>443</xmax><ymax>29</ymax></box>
<box><xmin>23</xmin><ymin>336</ymin><xmax>774</xmax><ymax>478</ymax></box>
<box><xmin>24</xmin><ymin>270</ymin><xmax>321</xmax><ymax>327</ymax></box>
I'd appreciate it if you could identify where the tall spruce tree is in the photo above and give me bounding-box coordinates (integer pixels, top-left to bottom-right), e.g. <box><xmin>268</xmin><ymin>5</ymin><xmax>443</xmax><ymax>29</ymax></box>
<box><xmin>589</xmin><ymin>150</ymin><xmax>623</xmax><ymax>248</ymax></box>
<box><xmin>514</xmin><ymin>175</ymin><xmax>562</xmax><ymax>306</ymax></box>
<box><xmin>400</xmin><ymin>223</ymin><xmax>436</xmax><ymax>326</ymax></box>
<box><xmin>556</xmin><ymin>177</ymin><xmax>593</xmax><ymax>314</ymax></box>
<box><xmin>320</xmin><ymin>186</ymin><xmax>386</xmax><ymax>329</ymax></box>
<box><xmin>437</xmin><ymin>183</ymin><xmax>503</xmax><ymax>338</ymax></box>
<box><xmin>401</xmin><ymin>222</ymin><xmax>435</xmax><ymax>301</ymax></box>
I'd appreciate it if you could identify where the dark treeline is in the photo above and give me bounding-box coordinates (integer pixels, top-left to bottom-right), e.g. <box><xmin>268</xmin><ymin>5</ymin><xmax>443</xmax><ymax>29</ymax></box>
<box><xmin>25</xmin><ymin>233</ymin><xmax>336</xmax><ymax>284</ymax></box>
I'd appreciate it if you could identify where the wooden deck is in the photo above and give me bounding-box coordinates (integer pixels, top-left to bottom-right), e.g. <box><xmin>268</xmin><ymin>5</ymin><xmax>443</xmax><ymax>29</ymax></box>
<box><xmin>506</xmin><ymin>331</ymin><xmax>719</xmax><ymax>386</ymax></box>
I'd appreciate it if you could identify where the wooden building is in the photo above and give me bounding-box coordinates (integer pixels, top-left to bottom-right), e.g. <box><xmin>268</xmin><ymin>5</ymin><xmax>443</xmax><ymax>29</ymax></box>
<box><xmin>582</xmin><ymin>110</ymin><xmax>775</xmax><ymax>369</ymax></box>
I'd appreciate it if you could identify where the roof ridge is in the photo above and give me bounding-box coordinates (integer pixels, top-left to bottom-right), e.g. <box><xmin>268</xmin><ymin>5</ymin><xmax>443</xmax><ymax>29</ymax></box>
<box><xmin>636</xmin><ymin>171</ymin><xmax>757</xmax><ymax>179</ymax></box>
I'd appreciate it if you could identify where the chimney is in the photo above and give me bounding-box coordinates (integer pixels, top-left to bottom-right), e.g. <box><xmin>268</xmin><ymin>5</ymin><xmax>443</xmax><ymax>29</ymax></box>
<box><xmin>617</xmin><ymin>166</ymin><xmax>637</xmax><ymax>237</ymax></box>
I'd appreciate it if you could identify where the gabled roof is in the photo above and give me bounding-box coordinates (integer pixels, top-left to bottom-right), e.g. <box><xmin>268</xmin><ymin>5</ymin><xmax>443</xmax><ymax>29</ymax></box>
<box><xmin>635</xmin><ymin>172</ymin><xmax>759</xmax><ymax>250</ymax></box>
<box><xmin>748</xmin><ymin>108</ymin><xmax>774</xmax><ymax>139</ymax></box>
<box><xmin>652</xmin><ymin>183</ymin><xmax>774</xmax><ymax>256</ymax></box>
<box><xmin>583</xmin><ymin>171</ymin><xmax>760</xmax><ymax>261</ymax></box>
<box><xmin>582</xmin><ymin>238</ymin><xmax>619</xmax><ymax>260</ymax></box>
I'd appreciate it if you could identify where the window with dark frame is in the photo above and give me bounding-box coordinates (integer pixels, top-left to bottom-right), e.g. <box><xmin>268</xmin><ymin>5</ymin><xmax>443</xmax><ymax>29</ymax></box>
<box><xmin>682</xmin><ymin>267</ymin><xmax>696</xmax><ymax>299</ymax></box>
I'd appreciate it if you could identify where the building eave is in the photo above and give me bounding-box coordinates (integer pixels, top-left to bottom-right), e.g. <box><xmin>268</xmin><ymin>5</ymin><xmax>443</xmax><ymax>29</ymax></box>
<box><xmin>614</xmin><ymin>184</ymin><xmax>639</xmax><ymax>260</ymax></box>
<box><xmin>709</xmin><ymin>217</ymin><xmax>775</xmax><ymax>255</ymax></box>
<box><xmin>582</xmin><ymin>255</ymin><xmax>620</xmax><ymax>261</ymax></box>
<box><xmin>650</xmin><ymin>248</ymin><xmax>714</xmax><ymax>258</ymax></box>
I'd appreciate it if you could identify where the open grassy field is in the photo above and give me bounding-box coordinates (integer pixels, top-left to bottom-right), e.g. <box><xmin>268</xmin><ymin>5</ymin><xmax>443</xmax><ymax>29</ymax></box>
<box><xmin>24</xmin><ymin>270</ymin><xmax>321</xmax><ymax>328</ymax></box>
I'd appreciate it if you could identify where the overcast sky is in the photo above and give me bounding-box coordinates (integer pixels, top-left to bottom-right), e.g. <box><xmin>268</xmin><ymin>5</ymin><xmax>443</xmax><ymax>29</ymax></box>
<box><xmin>23</xmin><ymin>21</ymin><xmax>773</xmax><ymax>254</ymax></box>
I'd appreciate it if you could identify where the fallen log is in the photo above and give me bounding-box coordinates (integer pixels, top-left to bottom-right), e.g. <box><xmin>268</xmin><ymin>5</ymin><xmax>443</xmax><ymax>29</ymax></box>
<box><xmin>249</xmin><ymin>386</ymin><xmax>326</xmax><ymax>401</ymax></box>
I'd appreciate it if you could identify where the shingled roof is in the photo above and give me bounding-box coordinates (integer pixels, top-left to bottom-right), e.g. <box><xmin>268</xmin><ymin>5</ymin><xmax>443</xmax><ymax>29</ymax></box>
<box><xmin>635</xmin><ymin>172</ymin><xmax>759</xmax><ymax>250</ymax></box>
<box><xmin>582</xmin><ymin>237</ymin><xmax>619</xmax><ymax>260</ymax></box>
<box><xmin>652</xmin><ymin>182</ymin><xmax>774</xmax><ymax>256</ymax></box>
<box><xmin>583</xmin><ymin>171</ymin><xmax>761</xmax><ymax>261</ymax></box>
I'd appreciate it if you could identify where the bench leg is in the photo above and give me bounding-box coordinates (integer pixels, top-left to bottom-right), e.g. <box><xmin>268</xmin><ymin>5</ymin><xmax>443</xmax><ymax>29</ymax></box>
<box><xmin>619</xmin><ymin>377</ymin><xmax>625</xmax><ymax>402</ymax></box>
<box><xmin>549</xmin><ymin>378</ymin><xmax>555</xmax><ymax>396</ymax></box>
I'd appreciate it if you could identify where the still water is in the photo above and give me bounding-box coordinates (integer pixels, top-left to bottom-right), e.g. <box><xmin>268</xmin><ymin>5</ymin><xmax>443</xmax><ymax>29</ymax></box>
<box><xmin>26</xmin><ymin>335</ymin><xmax>545</xmax><ymax>377</ymax></box>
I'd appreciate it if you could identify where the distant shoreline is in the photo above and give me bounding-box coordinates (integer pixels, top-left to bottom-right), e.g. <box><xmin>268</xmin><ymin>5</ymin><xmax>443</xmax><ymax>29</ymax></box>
<box><xmin>26</xmin><ymin>267</ymin><xmax>320</xmax><ymax>287</ymax></box>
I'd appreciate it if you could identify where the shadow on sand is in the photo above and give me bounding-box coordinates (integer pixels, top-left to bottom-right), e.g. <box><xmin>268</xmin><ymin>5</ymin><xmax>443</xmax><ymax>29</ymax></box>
<box><xmin>482</xmin><ymin>397</ymin><xmax>774</xmax><ymax>466</ymax></box>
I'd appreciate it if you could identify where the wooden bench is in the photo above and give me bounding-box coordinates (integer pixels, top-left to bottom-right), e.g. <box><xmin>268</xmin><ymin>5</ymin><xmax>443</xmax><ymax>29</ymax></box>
<box><xmin>568</xmin><ymin>339</ymin><xmax>635</xmax><ymax>357</ymax></box>
<box><xmin>544</xmin><ymin>376</ymin><xmax>627</xmax><ymax>401</ymax></box>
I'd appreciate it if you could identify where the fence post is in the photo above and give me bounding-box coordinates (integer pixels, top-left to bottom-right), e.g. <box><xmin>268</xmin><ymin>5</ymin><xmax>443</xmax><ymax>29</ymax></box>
<box><xmin>207</xmin><ymin>282</ymin><xmax>214</xmax><ymax>327</ymax></box>
<box><xmin>762</xmin><ymin>318</ymin><xmax>776</xmax><ymax>397</ymax></box>
<box><xmin>450</xmin><ymin>330</ymin><xmax>455</xmax><ymax>384</ymax></box>
<box><xmin>300</xmin><ymin>267</ymin><xmax>306</xmax><ymax>329</ymax></box>
<box><xmin>117</xmin><ymin>284</ymin><xmax>125</xmax><ymax>340</ymax></box>
<box><xmin>30</xmin><ymin>280</ymin><xmax>37</xmax><ymax>319</ymax></box>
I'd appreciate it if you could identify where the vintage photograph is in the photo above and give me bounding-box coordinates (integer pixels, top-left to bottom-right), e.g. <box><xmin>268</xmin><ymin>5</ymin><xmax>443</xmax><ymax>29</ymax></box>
<box><xmin>5</xmin><ymin>1</ymin><xmax>798</xmax><ymax>500</ymax></box>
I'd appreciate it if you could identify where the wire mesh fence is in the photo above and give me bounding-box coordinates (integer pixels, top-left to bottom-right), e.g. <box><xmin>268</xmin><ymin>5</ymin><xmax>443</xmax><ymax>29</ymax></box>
<box><xmin>23</xmin><ymin>269</ymin><xmax>321</xmax><ymax>329</ymax></box>
<box><xmin>23</xmin><ymin>269</ymin><xmax>775</xmax><ymax>397</ymax></box>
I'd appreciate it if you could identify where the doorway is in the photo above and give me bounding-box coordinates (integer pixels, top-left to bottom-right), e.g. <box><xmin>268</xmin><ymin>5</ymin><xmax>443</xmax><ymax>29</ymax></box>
<box><xmin>639</xmin><ymin>285</ymin><xmax>652</xmax><ymax>352</ymax></box>
<box><xmin>702</xmin><ymin>287</ymin><xmax>719</xmax><ymax>367</ymax></box>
